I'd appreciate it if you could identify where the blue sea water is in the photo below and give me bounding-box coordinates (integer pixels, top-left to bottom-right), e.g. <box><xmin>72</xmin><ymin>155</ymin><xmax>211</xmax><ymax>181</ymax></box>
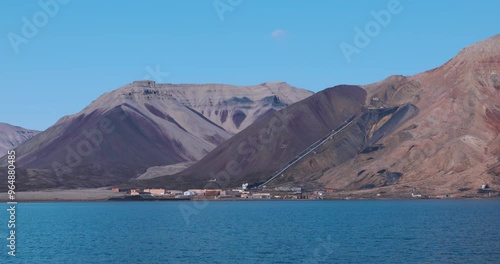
<box><xmin>0</xmin><ymin>200</ymin><xmax>499</xmax><ymax>264</ymax></box>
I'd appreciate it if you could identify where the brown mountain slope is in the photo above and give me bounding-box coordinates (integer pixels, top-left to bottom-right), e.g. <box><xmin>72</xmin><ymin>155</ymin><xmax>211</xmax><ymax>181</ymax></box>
<box><xmin>278</xmin><ymin>35</ymin><xmax>500</xmax><ymax>197</ymax></box>
<box><xmin>270</xmin><ymin>103</ymin><xmax>419</xmax><ymax>190</ymax></box>
<box><xmin>350</xmin><ymin>34</ymin><xmax>500</xmax><ymax>195</ymax></box>
<box><xmin>0</xmin><ymin>81</ymin><xmax>311</xmax><ymax>191</ymax></box>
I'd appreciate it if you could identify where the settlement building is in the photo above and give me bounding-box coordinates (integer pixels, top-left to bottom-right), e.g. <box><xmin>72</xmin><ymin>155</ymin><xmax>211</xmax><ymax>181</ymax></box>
<box><xmin>143</xmin><ymin>188</ymin><xmax>165</xmax><ymax>195</ymax></box>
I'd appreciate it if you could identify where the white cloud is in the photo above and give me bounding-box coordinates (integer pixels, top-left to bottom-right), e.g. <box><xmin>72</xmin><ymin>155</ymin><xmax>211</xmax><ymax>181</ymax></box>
<box><xmin>271</xmin><ymin>29</ymin><xmax>287</xmax><ymax>39</ymax></box>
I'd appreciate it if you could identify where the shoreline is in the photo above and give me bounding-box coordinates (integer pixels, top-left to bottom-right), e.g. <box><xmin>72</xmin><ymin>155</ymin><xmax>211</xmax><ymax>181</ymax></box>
<box><xmin>2</xmin><ymin>198</ymin><xmax>500</xmax><ymax>203</ymax></box>
<box><xmin>2</xmin><ymin>196</ymin><xmax>499</xmax><ymax>203</ymax></box>
<box><xmin>1</xmin><ymin>187</ymin><xmax>498</xmax><ymax>203</ymax></box>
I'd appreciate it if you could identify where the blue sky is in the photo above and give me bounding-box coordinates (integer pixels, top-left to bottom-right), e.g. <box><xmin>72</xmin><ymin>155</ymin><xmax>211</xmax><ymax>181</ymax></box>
<box><xmin>0</xmin><ymin>0</ymin><xmax>499</xmax><ymax>130</ymax></box>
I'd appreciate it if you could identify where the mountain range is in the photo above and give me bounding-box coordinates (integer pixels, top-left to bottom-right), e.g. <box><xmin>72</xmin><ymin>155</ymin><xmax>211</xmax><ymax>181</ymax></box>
<box><xmin>2</xmin><ymin>35</ymin><xmax>499</xmax><ymax>197</ymax></box>
<box><xmin>0</xmin><ymin>81</ymin><xmax>311</xmax><ymax>190</ymax></box>
<box><xmin>137</xmin><ymin>35</ymin><xmax>500</xmax><ymax>197</ymax></box>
